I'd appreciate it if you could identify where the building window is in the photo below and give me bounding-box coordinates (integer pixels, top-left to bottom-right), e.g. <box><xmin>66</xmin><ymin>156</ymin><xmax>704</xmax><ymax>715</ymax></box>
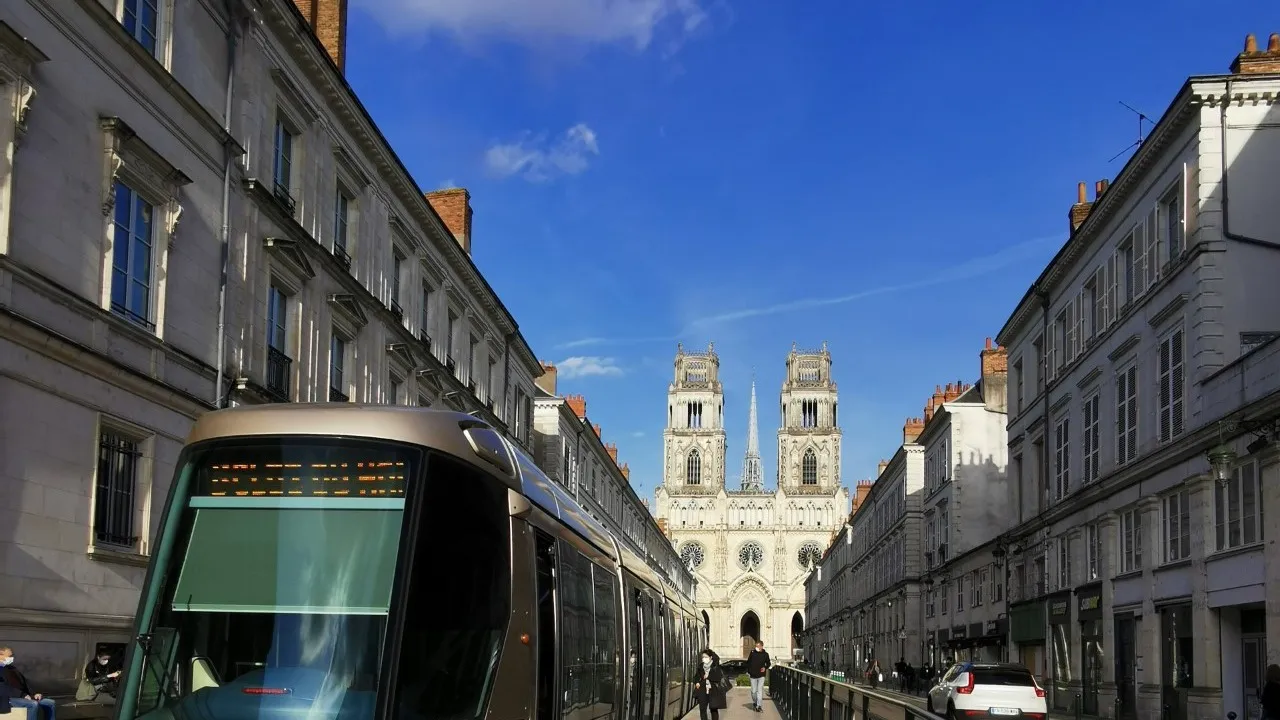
<box><xmin>1013</xmin><ymin>358</ymin><xmax>1024</xmax><ymax>414</ymax></box>
<box><xmin>121</xmin><ymin>0</ymin><xmax>159</xmax><ymax>55</ymax></box>
<box><xmin>469</xmin><ymin>335</ymin><xmax>480</xmax><ymax>389</ymax></box>
<box><xmin>110</xmin><ymin>181</ymin><xmax>156</xmax><ymax>327</ymax></box>
<box><xmin>446</xmin><ymin>310</ymin><xmax>458</xmax><ymax>365</ymax></box>
<box><xmin>990</xmin><ymin>565</ymin><xmax>1002</xmax><ymax>602</ymax></box>
<box><xmin>1120</xmin><ymin>507</ymin><xmax>1142</xmax><ymax>573</ymax></box>
<box><xmin>1057</xmin><ymin>536</ymin><xmax>1072</xmax><ymax>589</ymax></box>
<box><xmin>272</xmin><ymin>117</ymin><xmax>294</xmax><ymax>201</ymax></box>
<box><xmin>265</xmin><ymin>285</ymin><xmax>291</xmax><ymax>401</ymax></box>
<box><xmin>1082</xmin><ymin>394</ymin><xmax>1100</xmax><ymax>484</ymax></box>
<box><xmin>1053</xmin><ymin>417</ymin><xmax>1070</xmax><ymax>501</ymax></box>
<box><xmin>329</xmin><ymin>333</ymin><xmax>348</xmax><ymax>401</ymax></box>
<box><xmin>1158</xmin><ymin>328</ymin><xmax>1185</xmax><ymax>443</ymax></box>
<box><xmin>419</xmin><ymin>281</ymin><xmax>433</xmax><ymax>343</ymax></box>
<box><xmin>1116</xmin><ymin>364</ymin><xmax>1138</xmax><ymax>465</ymax></box>
<box><xmin>1215</xmin><ymin>460</ymin><xmax>1262</xmax><ymax>551</ymax></box>
<box><xmin>1085</xmin><ymin>524</ymin><xmax>1100</xmax><ymax>581</ymax></box>
<box><xmin>388</xmin><ymin>376</ymin><xmax>402</xmax><ymax>405</ymax></box>
<box><xmin>391</xmin><ymin>251</ymin><xmax>404</xmax><ymax>316</ymax></box>
<box><xmin>1120</xmin><ymin>237</ymin><xmax>1136</xmax><ymax>306</ymax></box>
<box><xmin>1164</xmin><ymin>490</ymin><xmax>1191</xmax><ymax>563</ymax></box>
<box><xmin>95</xmin><ymin>428</ymin><xmax>142</xmax><ymax>548</ymax></box>
<box><xmin>802</xmin><ymin>448</ymin><xmax>818</xmax><ymax>485</ymax></box>
<box><xmin>940</xmin><ymin>504</ymin><xmax>950</xmax><ymax>546</ymax></box>
<box><xmin>972</xmin><ymin>569</ymin><xmax>985</xmax><ymax>606</ymax></box>
<box><xmin>1161</xmin><ymin>183</ymin><xmax>1184</xmax><ymax>258</ymax></box>
<box><xmin>686</xmin><ymin>449</ymin><xmax>702</xmax><ymax>485</ymax></box>
<box><xmin>1033</xmin><ymin>334</ymin><xmax>1045</xmax><ymax>392</ymax></box>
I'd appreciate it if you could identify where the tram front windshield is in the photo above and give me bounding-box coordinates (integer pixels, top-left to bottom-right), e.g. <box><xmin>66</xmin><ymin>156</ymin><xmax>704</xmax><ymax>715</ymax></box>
<box><xmin>123</xmin><ymin>436</ymin><xmax>510</xmax><ymax>720</ymax></box>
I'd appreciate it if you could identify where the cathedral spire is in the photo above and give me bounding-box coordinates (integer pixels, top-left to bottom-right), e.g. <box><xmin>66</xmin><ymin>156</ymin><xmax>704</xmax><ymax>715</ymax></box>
<box><xmin>741</xmin><ymin>374</ymin><xmax>765</xmax><ymax>492</ymax></box>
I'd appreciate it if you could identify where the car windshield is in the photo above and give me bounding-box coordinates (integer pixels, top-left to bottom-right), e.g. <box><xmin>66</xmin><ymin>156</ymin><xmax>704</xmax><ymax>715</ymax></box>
<box><xmin>121</xmin><ymin>437</ymin><xmax>511</xmax><ymax>720</ymax></box>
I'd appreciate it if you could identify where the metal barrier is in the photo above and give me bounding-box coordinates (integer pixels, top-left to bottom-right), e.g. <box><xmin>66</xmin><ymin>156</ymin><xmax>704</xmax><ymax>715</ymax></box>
<box><xmin>767</xmin><ymin>666</ymin><xmax>945</xmax><ymax>720</ymax></box>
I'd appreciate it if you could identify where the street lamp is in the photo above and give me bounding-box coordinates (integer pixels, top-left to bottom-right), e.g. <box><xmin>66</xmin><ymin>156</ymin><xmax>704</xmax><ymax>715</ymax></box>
<box><xmin>1207</xmin><ymin>441</ymin><xmax>1237</xmax><ymax>484</ymax></box>
<box><xmin>1206</xmin><ymin>417</ymin><xmax>1278</xmax><ymax>484</ymax></box>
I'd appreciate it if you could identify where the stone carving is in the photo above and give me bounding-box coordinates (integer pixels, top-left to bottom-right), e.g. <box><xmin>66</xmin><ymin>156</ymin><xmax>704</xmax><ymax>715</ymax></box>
<box><xmin>101</xmin><ymin>151</ymin><xmax>124</xmax><ymax>216</ymax></box>
<box><xmin>14</xmin><ymin>79</ymin><xmax>34</xmax><ymax>146</ymax></box>
<box><xmin>167</xmin><ymin>200</ymin><xmax>184</xmax><ymax>247</ymax></box>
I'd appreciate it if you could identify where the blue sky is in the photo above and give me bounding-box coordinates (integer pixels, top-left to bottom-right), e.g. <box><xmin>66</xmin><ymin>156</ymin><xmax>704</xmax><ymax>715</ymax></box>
<box><xmin>345</xmin><ymin>0</ymin><xmax>1276</xmax><ymax>505</ymax></box>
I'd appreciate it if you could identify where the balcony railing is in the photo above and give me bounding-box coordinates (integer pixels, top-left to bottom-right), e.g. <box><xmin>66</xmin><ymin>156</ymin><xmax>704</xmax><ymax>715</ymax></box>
<box><xmin>418</xmin><ymin>328</ymin><xmax>432</xmax><ymax>351</ymax></box>
<box><xmin>390</xmin><ymin>299</ymin><xmax>403</xmax><ymax>320</ymax></box>
<box><xmin>329</xmin><ymin>386</ymin><xmax>349</xmax><ymax>402</ymax></box>
<box><xmin>333</xmin><ymin>243</ymin><xmax>352</xmax><ymax>270</ymax></box>
<box><xmin>272</xmin><ymin>180</ymin><xmax>296</xmax><ymax>215</ymax></box>
<box><xmin>266</xmin><ymin>346</ymin><xmax>292</xmax><ymax>402</ymax></box>
<box><xmin>446</xmin><ymin>356</ymin><xmax>456</xmax><ymax>374</ymax></box>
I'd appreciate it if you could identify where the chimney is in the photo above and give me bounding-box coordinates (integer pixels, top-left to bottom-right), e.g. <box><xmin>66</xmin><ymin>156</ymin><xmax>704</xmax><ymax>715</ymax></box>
<box><xmin>932</xmin><ymin>385</ymin><xmax>946</xmax><ymax>411</ymax></box>
<box><xmin>903</xmin><ymin>416</ymin><xmax>925</xmax><ymax>444</ymax></box>
<box><xmin>605</xmin><ymin>442</ymin><xmax>618</xmax><ymax>464</ymax></box>
<box><xmin>852</xmin><ymin>481</ymin><xmax>874</xmax><ymax>513</ymax></box>
<box><xmin>1231</xmin><ymin>33</ymin><xmax>1280</xmax><ymax>74</ymax></box>
<box><xmin>292</xmin><ymin>0</ymin><xmax>349</xmax><ymax>73</ymax></box>
<box><xmin>535</xmin><ymin>362</ymin><xmax>558</xmax><ymax>396</ymax></box>
<box><xmin>1069</xmin><ymin>181</ymin><xmax>1093</xmax><ymax>233</ymax></box>
<box><xmin>565</xmin><ymin>394</ymin><xmax>586</xmax><ymax>419</ymax></box>
<box><xmin>877</xmin><ymin>459</ymin><xmax>889</xmax><ymax>477</ymax></box>
<box><xmin>656</xmin><ymin>517</ymin><xmax>669</xmax><ymax>537</ymax></box>
<box><xmin>425</xmin><ymin>188</ymin><xmax>473</xmax><ymax>254</ymax></box>
<box><xmin>592</xmin><ymin>423</ymin><xmax>601</xmax><ymax>438</ymax></box>
<box><xmin>620</xmin><ymin>463</ymin><xmax>631</xmax><ymax>480</ymax></box>
<box><xmin>980</xmin><ymin>337</ymin><xmax>1009</xmax><ymax>414</ymax></box>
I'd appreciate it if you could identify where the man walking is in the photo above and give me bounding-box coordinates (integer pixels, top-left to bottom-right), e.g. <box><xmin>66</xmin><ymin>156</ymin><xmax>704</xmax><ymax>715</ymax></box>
<box><xmin>745</xmin><ymin>641</ymin><xmax>771</xmax><ymax>712</ymax></box>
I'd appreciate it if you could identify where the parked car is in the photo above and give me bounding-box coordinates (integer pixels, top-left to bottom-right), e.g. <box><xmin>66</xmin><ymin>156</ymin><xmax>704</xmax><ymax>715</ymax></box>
<box><xmin>719</xmin><ymin>660</ymin><xmax>748</xmax><ymax>679</ymax></box>
<box><xmin>926</xmin><ymin>662</ymin><xmax>1048</xmax><ymax>719</ymax></box>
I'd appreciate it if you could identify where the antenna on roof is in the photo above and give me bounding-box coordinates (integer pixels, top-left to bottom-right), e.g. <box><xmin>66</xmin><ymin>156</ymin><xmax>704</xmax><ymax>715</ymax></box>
<box><xmin>1109</xmin><ymin>101</ymin><xmax>1154</xmax><ymax>163</ymax></box>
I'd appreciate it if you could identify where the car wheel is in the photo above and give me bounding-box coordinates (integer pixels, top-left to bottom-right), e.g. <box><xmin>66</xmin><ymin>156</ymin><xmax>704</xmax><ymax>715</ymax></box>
<box><xmin>947</xmin><ymin>701</ymin><xmax>957</xmax><ymax>720</ymax></box>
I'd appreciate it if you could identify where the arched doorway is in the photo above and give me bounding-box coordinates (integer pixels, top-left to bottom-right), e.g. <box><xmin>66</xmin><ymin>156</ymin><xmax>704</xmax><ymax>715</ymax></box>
<box><xmin>740</xmin><ymin>611</ymin><xmax>761</xmax><ymax>659</ymax></box>
<box><xmin>791</xmin><ymin>611</ymin><xmax>804</xmax><ymax>660</ymax></box>
<box><xmin>701</xmin><ymin>610</ymin><xmax>711</xmax><ymax>649</ymax></box>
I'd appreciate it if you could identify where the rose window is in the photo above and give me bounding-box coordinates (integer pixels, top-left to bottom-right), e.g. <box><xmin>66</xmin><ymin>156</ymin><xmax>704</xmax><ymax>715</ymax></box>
<box><xmin>738</xmin><ymin>541</ymin><xmax>765</xmax><ymax>571</ymax></box>
<box><xmin>798</xmin><ymin>541</ymin><xmax>822</xmax><ymax>569</ymax></box>
<box><xmin>680</xmin><ymin>542</ymin><xmax>706</xmax><ymax>570</ymax></box>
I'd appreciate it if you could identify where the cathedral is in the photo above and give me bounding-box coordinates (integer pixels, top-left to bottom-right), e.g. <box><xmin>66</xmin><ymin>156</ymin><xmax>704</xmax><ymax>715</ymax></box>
<box><xmin>654</xmin><ymin>342</ymin><xmax>852</xmax><ymax>661</ymax></box>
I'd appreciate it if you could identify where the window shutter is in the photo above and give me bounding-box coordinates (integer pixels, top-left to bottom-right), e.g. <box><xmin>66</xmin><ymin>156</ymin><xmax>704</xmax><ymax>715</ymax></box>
<box><xmin>1133</xmin><ymin>224</ymin><xmax>1149</xmax><ymax>296</ymax></box>
<box><xmin>1065</xmin><ymin>305</ymin><xmax>1077</xmax><ymax>365</ymax></box>
<box><xmin>1075</xmin><ymin>292</ymin><xmax>1086</xmax><ymax>353</ymax></box>
<box><xmin>1146</xmin><ymin>207</ymin><xmax>1161</xmax><ymax>286</ymax></box>
<box><xmin>1096</xmin><ymin>266</ymin><xmax>1110</xmax><ymax>332</ymax></box>
<box><xmin>1045</xmin><ymin>322</ymin><xmax>1057</xmax><ymax>382</ymax></box>
<box><xmin>1172</xmin><ymin>329</ymin><xmax>1185</xmax><ymax>437</ymax></box>
<box><xmin>1106</xmin><ymin>252</ymin><xmax>1119</xmax><ymax>323</ymax></box>
<box><xmin>1126</xmin><ymin>366</ymin><xmax>1139</xmax><ymax>461</ymax></box>
<box><xmin>1159</xmin><ymin>337</ymin><xmax>1172</xmax><ymax>443</ymax></box>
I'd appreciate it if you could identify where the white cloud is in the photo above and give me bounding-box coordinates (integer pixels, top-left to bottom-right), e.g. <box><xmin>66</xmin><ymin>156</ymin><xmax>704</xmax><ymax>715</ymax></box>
<box><xmin>354</xmin><ymin>0</ymin><xmax>705</xmax><ymax>51</ymax></box>
<box><xmin>485</xmin><ymin>124</ymin><xmax>600</xmax><ymax>182</ymax></box>
<box><xmin>630</xmin><ymin>431</ymin><xmax>646</xmax><ymax>438</ymax></box>
<box><xmin>554</xmin><ymin>233</ymin><xmax>1063</xmax><ymax>350</ymax></box>
<box><xmin>557</xmin><ymin>356</ymin><xmax>625</xmax><ymax>379</ymax></box>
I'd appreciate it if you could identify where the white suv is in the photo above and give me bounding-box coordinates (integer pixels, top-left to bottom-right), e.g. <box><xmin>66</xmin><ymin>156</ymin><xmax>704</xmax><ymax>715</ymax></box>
<box><xmin>925</xmin><ymin>662</ymin><xmax>1048</xmax><ymax>719</ymax></box>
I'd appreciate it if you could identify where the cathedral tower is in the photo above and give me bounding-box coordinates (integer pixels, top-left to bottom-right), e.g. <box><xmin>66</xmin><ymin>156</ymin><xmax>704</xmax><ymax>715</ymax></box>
<box><xmin>739</xmin><ymin>376</ymin><xmax>765</xmax><ymax>492</ymax></box>
<box><xmin>777</xmin><ymin>342</ymin><xmax>842</xmax><ymax>490</ymax></box>
<box><xmin>663</xmin><ymin>342</ymin><xmax>727</xmax><ymax>490</ymax></box>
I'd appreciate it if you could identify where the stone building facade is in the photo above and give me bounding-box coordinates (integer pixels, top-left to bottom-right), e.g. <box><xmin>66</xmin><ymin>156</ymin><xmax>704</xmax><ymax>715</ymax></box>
<box><xmin>0</xmin><ymin>0</ymin><xmax>542</xmax><ymax>691</ymax></box>
<box><xmin>655</xmin><ymin>343</ymin><xmax>851</xmax><ymax>661</ymax></box>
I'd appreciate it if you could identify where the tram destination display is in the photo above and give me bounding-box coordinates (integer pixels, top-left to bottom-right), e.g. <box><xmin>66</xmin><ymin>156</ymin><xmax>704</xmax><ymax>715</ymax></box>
<box><xmin>197</xmin><ymin>456</ymin><xmax>409</xmax><ymax>498</ymax></box>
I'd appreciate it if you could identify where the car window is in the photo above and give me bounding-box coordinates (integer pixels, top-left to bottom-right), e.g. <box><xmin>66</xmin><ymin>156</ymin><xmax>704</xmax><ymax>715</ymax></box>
<box><xmin>972</xmin><ymin>668</ymin><xmax>1036</xmax><ymax>686</ymax></box>
<box><xmin>941</xmin><ymin>665</ymin><xmax>962</xmax><ymax>683</ymax></box>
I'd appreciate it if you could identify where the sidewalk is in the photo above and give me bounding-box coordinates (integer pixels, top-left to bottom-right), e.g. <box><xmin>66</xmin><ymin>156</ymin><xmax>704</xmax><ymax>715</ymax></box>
<box><xmin>681</xmin><ymin>687</ymin><xmax>781</xmax><ymax>720</ymax></box>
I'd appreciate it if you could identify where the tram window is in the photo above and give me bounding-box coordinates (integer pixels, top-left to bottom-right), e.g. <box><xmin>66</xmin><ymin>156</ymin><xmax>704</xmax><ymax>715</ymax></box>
<box><xmin>558</xmin><ymin>547</ymin><xmax>595</xmax><ymax>720</ymax></box>
<box><xmin>392</xmin><ymin>454</ymin><xmax>510</xmax><ymax>720</ymax></box>
<box><xmin>591</xmin><ymin>567</ymin><xmax>618</xmax><ymax>714</ymax></box>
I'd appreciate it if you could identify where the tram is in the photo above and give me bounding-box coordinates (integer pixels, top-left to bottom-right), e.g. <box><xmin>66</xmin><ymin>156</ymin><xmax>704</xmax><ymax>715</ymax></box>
<box><xmin>112</xmin><ymin>404</ymin><xmax>707</xmax><ymax>720</ymax></box>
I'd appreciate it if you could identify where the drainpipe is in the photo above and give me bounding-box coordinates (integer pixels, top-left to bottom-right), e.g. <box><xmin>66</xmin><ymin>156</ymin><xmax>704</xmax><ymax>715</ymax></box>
<box><xmin>1037</xmin><ymin>286</ymin><xmax>1051</xmax><ymax>521</ymax></box>
<box><xmin>1219</xmin><ymin>79</ymin><xmax>1275</xmax><ymax>249</ymax></box>
<box><xmin>214</xmin><ymin>0</ymin><xmax>243</xmax><ymax>408</ymax></box>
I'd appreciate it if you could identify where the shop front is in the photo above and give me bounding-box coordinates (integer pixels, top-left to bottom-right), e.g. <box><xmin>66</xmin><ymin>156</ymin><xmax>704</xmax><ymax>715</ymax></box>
<box><xmin>949</xmin><ymin>624</ymin><xmax>969</xmax><ymax>662</ymax></box>
<box><xmin>1076</xmin><ymin>584</ymin><xmax>1103</xmax><ymax>715</ymax></box>
<box><xmin>1009</xmin><ymin>600</ymin><xmax>1047</xmax><ymax>687</ymax></box>
<box><xmin>1048</xmin><ymin>592</ymin><xmax>1073</xmax><ymax>712</ymax></box>
<box><xmin>1113</xmin><ymin>610</ymin><xmax>1138</xmax><ymax>719</ymax></box>
<box><xmin>973</xmin><ymin>617</ymin><xmax>1009</xmax><ymax>663</ymax></box>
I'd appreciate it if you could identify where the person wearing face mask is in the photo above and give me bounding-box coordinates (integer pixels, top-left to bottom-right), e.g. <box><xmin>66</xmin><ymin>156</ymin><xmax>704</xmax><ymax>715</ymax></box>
<box><xmin>83</xmin><ymin>650</ymin><xmax>122</xmax><ymax>702</ymax></box>
<box><xmin>692</xmin><ymin>649</ymin><xmax>727</xmax><ymax>720</ymax></box>
<box><xmin>1</xmin><ymin>646</ymin><xmax>57</xmax><ymax>720</ymax></box>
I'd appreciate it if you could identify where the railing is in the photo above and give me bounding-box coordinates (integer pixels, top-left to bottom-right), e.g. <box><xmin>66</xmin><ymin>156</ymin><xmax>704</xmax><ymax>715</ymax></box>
<box><xmin>272</xmin><ymin>180</ymin><xmax>296</xmax><ymax>215</ymax></box>
<box><xmin>390</xmin><ymin>299</ymin><xmax>403</xmax><ymax>320</ymax></box>
<box><xmin>769</xmin><ymin>665</ymin><xmax>943</xmax><ymax>720</ymax></box>
<box><xmin>265</xmin><ymin>346</ymin><xmax>292</xmax><ymax>402</ymax></box>
<box><xmin>333</xmin><ymin>243</ymin><xmax>352</xmax><ymax>270</ymax></box>
<box><xmin>329</xmin><ymin>386</ymin><xmax>349</xmax><ymax>402</ymax></box>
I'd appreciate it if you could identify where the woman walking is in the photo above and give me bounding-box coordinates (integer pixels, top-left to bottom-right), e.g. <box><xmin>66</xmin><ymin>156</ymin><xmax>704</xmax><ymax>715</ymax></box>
<box><xmin>694</xmin><ymin>650</ymin><xmax>728</xmax><ymax>720</ymax></box>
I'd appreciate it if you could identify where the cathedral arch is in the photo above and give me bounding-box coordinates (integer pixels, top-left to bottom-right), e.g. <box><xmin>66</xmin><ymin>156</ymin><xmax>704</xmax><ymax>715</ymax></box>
<box><xmin>727</xmin><ymin>572</ymin><xmax>773</xmax><ymax>602</ymax></box>
<box><xmin>687</xmin><ymin>448</ymin><xmax>702</xmax><ymax>485</ymax></box>
<box><xmin>802</xmin><ymin>448</ymin><xmax>818</xmax><ymax>485</ymax></box>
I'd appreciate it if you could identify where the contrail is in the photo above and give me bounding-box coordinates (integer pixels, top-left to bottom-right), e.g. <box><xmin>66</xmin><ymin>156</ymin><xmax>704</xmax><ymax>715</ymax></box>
<box><xmin>554</xmin><ymin>233</ymin><xmax>1061</xmax><ymax>350</ymax></box>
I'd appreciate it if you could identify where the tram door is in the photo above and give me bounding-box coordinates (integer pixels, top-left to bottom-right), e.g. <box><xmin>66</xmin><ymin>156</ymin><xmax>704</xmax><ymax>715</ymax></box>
<box><xmin>627</xmin><ymin>583</ymin><xmax>644</xmax><ymax>720</ymax></box>
<box><xmin>535</xmin><ymin>532</ymin><xmax>559</xmax><ymax>720</ymax></box>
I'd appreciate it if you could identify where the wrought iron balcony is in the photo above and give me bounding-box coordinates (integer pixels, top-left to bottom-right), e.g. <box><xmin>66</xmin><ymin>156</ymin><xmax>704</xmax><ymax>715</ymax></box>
<box><xmin>418</xmin><ymin>328</ymin><xmax>432</xmax><ymax>351</ymax></box>
<box><xmin>266</xmin><ymin>346</ymin><xmax>292</xmax><ymax>402</ymax></box>
<box><xmin>333</xmin><ymin>243</ymin><xmax>352</xmax><ymax>270</ymax></box>
<box><xmin>329</xmin><ymin>386</ymin><xmax>349</xmax><ymax>402</ymax></box>
<box><xmin>390</xmin><ymin>299</ymin><xmax>403</xmax><ymax>320</ymax></box>
<box><xmin>272</xmin><ymin>180</ymin><xmax>296</xmax><ymax>215</ymax></box>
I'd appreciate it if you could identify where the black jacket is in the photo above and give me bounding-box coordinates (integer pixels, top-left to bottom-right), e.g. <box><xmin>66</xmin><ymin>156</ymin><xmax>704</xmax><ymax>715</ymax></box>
<box><xmin>1</xmin><ymin>665</ymin><xmax>33</xmax><ymax>698</ymax></box>
<box><xmin>1261</xmin><ymin>681</ymin><xmax>1280</xmax><ymax>718</ymax></box>
<box><xmin>746</xmin><ymin>649</ymin><xmax>771</xmax><ymax>678</ymax></box>
<box><xmin>694</xmin><ymin>665</ymin><xmax>728</xmax><ymax>710</ymax></box>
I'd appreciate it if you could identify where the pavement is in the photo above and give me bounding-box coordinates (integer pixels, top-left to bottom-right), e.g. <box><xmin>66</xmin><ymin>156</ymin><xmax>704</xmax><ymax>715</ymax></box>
<box><xmin>681</xmin><ymin>687</ymin><xmax>781</xmax><ymax>720</ymax></box>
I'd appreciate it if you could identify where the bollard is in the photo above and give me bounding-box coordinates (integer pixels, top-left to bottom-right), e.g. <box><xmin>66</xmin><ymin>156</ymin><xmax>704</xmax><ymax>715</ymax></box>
<box><xmin>1074</xmin><ymin>693</ymin><xmax>1082</xmax><ymax>720</ymax></box>
<box><xmin>1163</xmin><ymin>704</ymin><xmax>1171</xmax><ymax>720</ymax></box>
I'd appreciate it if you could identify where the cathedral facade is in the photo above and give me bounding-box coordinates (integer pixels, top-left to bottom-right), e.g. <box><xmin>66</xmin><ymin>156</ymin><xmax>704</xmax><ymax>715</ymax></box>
<box><xmin>654</xmin><ymin>343</ymin><xmax>851</xmax><ymax>661</ymax></box>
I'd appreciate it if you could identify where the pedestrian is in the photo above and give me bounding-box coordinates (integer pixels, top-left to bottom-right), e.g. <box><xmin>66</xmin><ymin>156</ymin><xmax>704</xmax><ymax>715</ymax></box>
<box><xmin>1</xmin><ymin>646</ymin><xmax>57</xmax><ymax>720</ymax></box>
<box><xmin>693</xmin><ymin>650</ymin><xmax>727</xmax><ymax>720</ymax></box>
<box><xmin>745</xmin><ymin>641</ymin><xmax>771</xmax><ymax>712</ymax></box>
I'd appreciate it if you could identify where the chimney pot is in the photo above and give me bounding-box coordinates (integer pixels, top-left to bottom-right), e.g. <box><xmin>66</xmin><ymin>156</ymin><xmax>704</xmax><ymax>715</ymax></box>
<box><xmin>1231</xmin><ymin>32</ymin><xmax>1280</xmax><ymax>74</ymax></box>
<box><xmin>1246</xmin><ymin>33</ymin><xmax>1258</xmax><ymax>53</ymax></box>
<box><xmin>1270</xmin><ymin>33</ymin><xmax>1280</xmax><ymax>52</ymax></box>
<box><xmin>1077</xmin><ymin>182</ymin><xmax>1087</xmax><ymax>204</ymax></box>
<box><xmin>985</xmin><ymin>337</ymin><xmax>993</xmax><ymax>350</ymax></box>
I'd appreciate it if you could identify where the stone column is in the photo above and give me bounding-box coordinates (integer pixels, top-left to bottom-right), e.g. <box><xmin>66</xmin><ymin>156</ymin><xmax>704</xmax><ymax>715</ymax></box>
<box><xmin>1066</xmin><ymin>527</ymin><xmax>1085</xmax><ymax>702</ymax></box>
<box><xmin>1136</xmin><ymin>496</ymin><xmax>1164</xmax><ymax>718</ymax></box>
<box><xmin>1098</xmin><ymin>512</ymin><xmax>1120</xmax><ymax>717</ymax></box>
<box><xmin>1185</xmin><ymin>474</ymin><xmax>1223</xmax><ymax>718</ymax></box>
